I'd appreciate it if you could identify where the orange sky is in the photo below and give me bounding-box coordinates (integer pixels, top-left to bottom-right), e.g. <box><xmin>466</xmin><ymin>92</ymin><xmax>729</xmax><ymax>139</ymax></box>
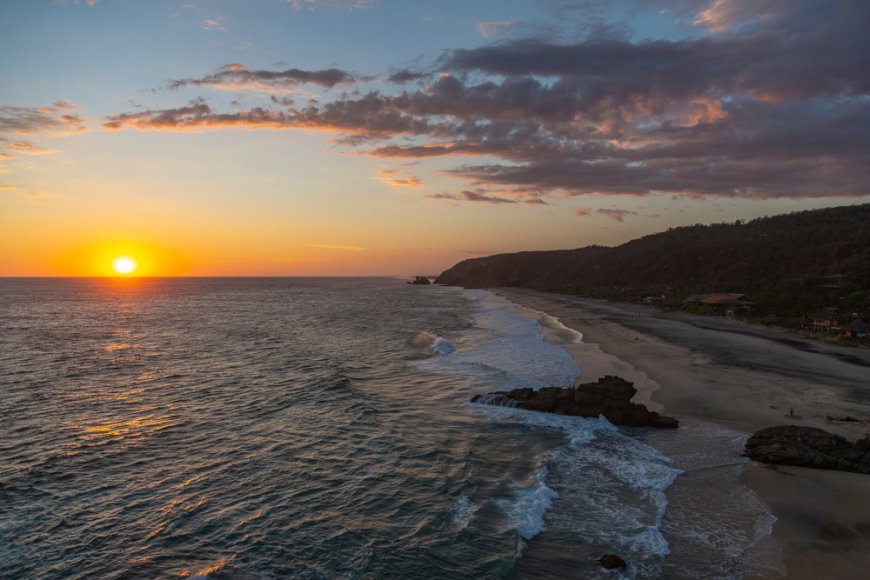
<box><xmin>2</xmin><ymin>1</ymin><xmax>868</xmax><ymax>276</ymax></box>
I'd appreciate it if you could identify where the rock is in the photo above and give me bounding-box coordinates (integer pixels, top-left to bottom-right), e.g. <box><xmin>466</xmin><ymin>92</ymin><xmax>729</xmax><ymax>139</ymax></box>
<box><xmin>408</xmin><ymin>276</ymin><xmax>431</xmax><ymax>285</ymax></box>
<box><xmin>598</xmin><ymin>554</ymin><xmax>627</xmax><ymax>569</ymax></box>
<box><xmin>508</xmin><ymin>387</ymin><xmax>534</xmax><ymax>401</ymax></box>
<box><xmin>744</xmin><ymin>425</ymin><xmax>870</xmax><ymax>475</ymax></box>
<box><xmin>648</xmin><ymin>413</ymin><xmax>680</xmax><ymax>429</ymax></box>
<box><xmin>826</xmin><ymin>415</ymin><xmax>859</xmax><ymax>422</ymax></box>
<box><xmin>471</xmin><ymin>375</ymin><xmax>679</xmax><ymax>429</ymax></box>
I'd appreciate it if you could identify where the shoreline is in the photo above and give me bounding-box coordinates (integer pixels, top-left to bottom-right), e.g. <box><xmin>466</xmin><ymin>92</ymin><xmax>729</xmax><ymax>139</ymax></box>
<box><xmin>494</xmin><ymin>288</ymin><xmax>870</xmax><ymax>579</ymax></box>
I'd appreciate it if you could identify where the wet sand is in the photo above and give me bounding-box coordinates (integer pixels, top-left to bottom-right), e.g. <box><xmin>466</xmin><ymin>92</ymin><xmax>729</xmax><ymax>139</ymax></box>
<box><xmin>496</xmin><ymin>288</ymin><xmax>870</xmax><ymax>579</ymax></box>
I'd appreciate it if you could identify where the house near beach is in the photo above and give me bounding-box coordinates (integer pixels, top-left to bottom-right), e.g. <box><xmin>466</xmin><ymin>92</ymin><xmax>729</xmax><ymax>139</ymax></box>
<box><xmin>682</xmin><ymin>293</ymin><xmax>752</xmax><ymax>317</ymax></box>
<box><xmin>811</xmin><ymin>308</ymin><xmax>842</xmax><ymax>335</ymax></box>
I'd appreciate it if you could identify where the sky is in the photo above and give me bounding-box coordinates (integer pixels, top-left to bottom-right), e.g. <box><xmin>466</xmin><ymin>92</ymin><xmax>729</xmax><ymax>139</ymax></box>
<box><xmin>1</xmin><ymin>0</ymin><xmax>868</xmax><ymax>276</ymax></box>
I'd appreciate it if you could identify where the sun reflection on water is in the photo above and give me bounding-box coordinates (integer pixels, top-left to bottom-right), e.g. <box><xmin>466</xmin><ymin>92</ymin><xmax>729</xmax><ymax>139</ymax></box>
<box><xmin>75</xmin><ymin>415</ymin><xmax>175</xmax><ymax>444</ymax></box>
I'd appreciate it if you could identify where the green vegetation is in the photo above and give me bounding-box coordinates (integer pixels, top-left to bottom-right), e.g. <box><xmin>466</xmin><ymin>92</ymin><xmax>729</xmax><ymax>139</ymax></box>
<box><xmin>436</xmin><ymin>204</ymin><xmax>870</xmax><ymax>330</ymax></box>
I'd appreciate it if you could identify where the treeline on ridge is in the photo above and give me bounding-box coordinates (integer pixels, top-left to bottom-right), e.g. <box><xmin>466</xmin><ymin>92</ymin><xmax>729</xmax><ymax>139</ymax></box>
<box><xmin>435</xmin><ymin>204</ymin><xmax>870</xmax><ymax>321</ymax></box>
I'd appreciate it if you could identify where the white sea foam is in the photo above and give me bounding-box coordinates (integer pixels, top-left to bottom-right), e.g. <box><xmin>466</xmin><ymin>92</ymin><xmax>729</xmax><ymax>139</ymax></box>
<box><xmin>450</xmin><ymin>495</ymin><xmax>481</xmax><ymax>530</ymax></box>
<box><xmin>417</xmin><ymin>289</ymin><xmax>681</xmax><ymax>564</ymax></box>
<box><xmin>473</xmin><ymin>393</ymin><xmax>520</xmax><ymax>407</ymax></box>
<box><xmin>411</xmin><ymin>331</ymin><xmax>455</xmax><ymax>354</ymax></box>
<box><xmin>418</xmin><ymin>290</ymin><xmax>580</xmax><ymax>390</ymax></box>
<box><xmin>473</xmin><ymin>403</ymin><xmax>679</xmax><ymax>555</ymax></box>
<box><xmin>538</xmin><ymin>312</ymin><xmax>584</xmax><ymax>344</ymax></box>
<box><xmin>647</xmin><ymin>420</ymin><xmax>785</xmax><ymax>577</ymax></box>
<box><xmin>497</xmin><ymin>466</ymin><xmax>557</xmax><ymax>540</ymax></box>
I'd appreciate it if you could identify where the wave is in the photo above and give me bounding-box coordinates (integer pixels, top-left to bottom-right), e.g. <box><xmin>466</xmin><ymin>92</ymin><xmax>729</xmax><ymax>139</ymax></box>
<box><xmin>418</xmin><ymin>291</ymin><xmax>580</xmax><ymax>391</ymax></box>
<box><xmin>647</xmin><ymin>420</ymin><xmax>785</xmax><ymax>577</ymax></box>
<box><xmin>411</xmin><ymin>331</ymin><xmax>455</xmax><ymax>355</ymax></box>
<box><xmin>449</xmin><ymin>494</ymin><xmax>481</xmax><ymax>530</ymax></box>
<box><xmin>475</xmin><ymin>405</ymin><xmax>680</xmax><ymax>558</ymax></box>
<box><xmin>415</xmin><ymin>289</ymin><xmax>683</xmax><ymax>570</ymax></box>
<box><xmin>472</xmin><ymin>393</ymin><xmax>519</xmax><ymax>407</ymax></box>
<box><xmin>497</xmin><ymin>465</ymin><xmax>557</xmax><ymax>541</ymax></box>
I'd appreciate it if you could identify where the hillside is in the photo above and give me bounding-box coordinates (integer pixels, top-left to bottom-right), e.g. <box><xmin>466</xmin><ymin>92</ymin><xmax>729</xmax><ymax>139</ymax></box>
<box><xmin>436</xmin><ymin>204</ymin><xmax>870</xmax><ymax>319</ymax></box>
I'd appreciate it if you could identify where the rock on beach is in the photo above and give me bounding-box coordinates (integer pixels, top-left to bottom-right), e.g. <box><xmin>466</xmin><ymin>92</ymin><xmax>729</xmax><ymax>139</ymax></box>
<box><xmin>745</xmin><ymin>425</ymin><xmax>870</xmax><ymax>474</ymax></box>
<box><xmin>471</xmin><ymin>375</ymin><xmax>679</xmax><ymax>429</ymax></box>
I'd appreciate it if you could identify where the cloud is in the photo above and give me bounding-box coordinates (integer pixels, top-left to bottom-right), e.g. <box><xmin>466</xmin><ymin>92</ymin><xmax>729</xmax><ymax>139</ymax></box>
<box><xmin>0</xmin><ymin>184</ymin><xmax>15</xmax><ymax>190</ymax></box>
<box><xmin>428</xmin><ymin>190</ymin><xmax>517</xmax><ymax>204</ymax></box>
<box><xmin>575</xmin><ymin>207</ymin><xmax>638</xmax><ymax>221</ymax></box>
<box><xmin>103</xmin><ymin>96</ymin><xmax>436</xmax><ymax>137</ymax></box>
<box><xmin>0</xmin><ymin>103</ymin><xmax>85</xmax><ymax>172</ymax></box>
<box><xmin>6</xmin><ymin>141</ymin><xmax>56</xmax><ymax>155</ymax></box>
<box><xmin>477</xmin><ymin>20</ymin><xmax>518</xmax><ymax>39</ymax></box>
<box><xmin>387</xmin><ymin>69</ymin><xmax>431</xmax><ymax>84</ymax></box>
<box><xmin>103</xmin><ymin>99</ymin><xmax>288</xmax><ymax>131</ymax></box>
<box><xmin>288</xmin><ymin>0</ymin><xmax>374</xmax><ymax>11</ymax></box>
<box><xmin>377</xmin><ymin>168</ymin><xmax>422</xmax><ymax>188</ymax></box>
<box><xmin>305</xmin><ymin>243</ymin><xmax>365</xmax><ymax>252</ymax></box>
<box><xmin>692</xmin><ymin>0</ymin><xmax>790</xmax><ymax>34</ymax></box>
<box><xmin>597</xmin><ymin>208</ymin><xmax>636</xmax><ymax>221</ymax></box>
<box><xmin>169</xmin><ymin>63</ymin><xmax>358</xmax><ymax>91</ymax></box>
<box><xmin>53</xmin><ymin>99</ymin><xmax>77</xmax><ymax>110</ymax></box>
<box><xmin>0</xmin><ymin>104</ymin><xmax>86</xmax><ymax>135</ymax></box>
<box><xmin>102</xmin><ymin>0</ymin><xmax>870</xmax><ymax>201</ymax></box>
<box><xmin>200</xmin><ymin>17</ymin><xmax>228</xmax><ymax>33</ymax></box>
<box><xmin>54</xmin><ymin>0</ymin><xmax>98</xmax><ymax>7</ymax></box>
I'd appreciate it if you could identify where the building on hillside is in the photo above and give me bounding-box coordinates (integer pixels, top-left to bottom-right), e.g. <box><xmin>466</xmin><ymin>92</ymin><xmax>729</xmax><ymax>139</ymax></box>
<box><xmin>682</xmin><ymin>293</ymin><xmax>752</xmax><ymax>317</ymax></box>
<box><xmin>811</xmin><ymin>308</ymin><xmax>842</xmax><ymax>335</ymax></box>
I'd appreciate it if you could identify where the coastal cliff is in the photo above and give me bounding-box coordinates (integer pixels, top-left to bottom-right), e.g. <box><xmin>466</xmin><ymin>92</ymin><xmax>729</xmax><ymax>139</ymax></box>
<box><xmin>435</xmin><ymin>204</ymin><xmax>870</xmax><ymax>317</ymax></box>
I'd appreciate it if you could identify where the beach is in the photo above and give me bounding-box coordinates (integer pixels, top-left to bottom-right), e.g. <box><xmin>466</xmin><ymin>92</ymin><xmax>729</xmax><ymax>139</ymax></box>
<box><xmin>496</xmin><ymin>288</ymin><xmax>870</xmax><ymax>579</ymax></box>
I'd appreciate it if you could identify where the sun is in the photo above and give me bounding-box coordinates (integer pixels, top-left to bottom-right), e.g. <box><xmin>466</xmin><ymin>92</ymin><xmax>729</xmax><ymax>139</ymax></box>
<box><xmin>112</xmin><ymin>256</ymin><xmax>138</xmax><ymax>275</ymax></box>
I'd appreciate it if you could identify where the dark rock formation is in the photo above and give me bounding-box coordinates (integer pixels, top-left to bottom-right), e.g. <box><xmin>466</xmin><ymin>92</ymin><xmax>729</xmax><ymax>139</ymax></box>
<box><xmin>408</xmin><ymin>276</ymin><xmax>431</xmax><ymax>285</ymax></box>
<box><xmin>745</xmin><ymin>425</ymin><xmax>870</xmax><ymax>474</ymax></box>
<box><xmin>471</xmin><ymin>375</ymin><xmax>679</xmax><ymax>428</ymax></box>
<box><xmin>598</xmin><ymin>554</ymin><xmax>627</xmax><ymax>570</ymax></box>
<box><xmin>826</xmin><ymin>415</ymin><xmax>859</xmax><ymax>422</ymax></box>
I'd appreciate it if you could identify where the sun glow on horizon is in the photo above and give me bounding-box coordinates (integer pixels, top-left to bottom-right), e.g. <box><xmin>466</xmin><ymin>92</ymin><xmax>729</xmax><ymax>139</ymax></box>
<box><xmin>112</xmin><ymin>256</ymin><xmax>138</xmax><ymax>275</ymax></box>
<box><xmin>48</xmin><ymin>241</ymin><xmax>191</xmax><ymax>277</ymax></box>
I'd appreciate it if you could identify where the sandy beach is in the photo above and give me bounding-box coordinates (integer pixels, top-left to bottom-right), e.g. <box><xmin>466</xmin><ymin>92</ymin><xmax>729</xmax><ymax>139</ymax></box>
<box><xmin>496</xmin><ymin>288</ymin><xmax>870</xmax><ymax>579</ymax></box>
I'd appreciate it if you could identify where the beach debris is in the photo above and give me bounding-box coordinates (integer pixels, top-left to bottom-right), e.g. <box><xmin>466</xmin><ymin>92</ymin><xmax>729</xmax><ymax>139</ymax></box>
<box><xmin>744</xmin><ymin>425</ymin><xmax>870</xmax><ymax>475</ymax></box>
<box><xmin>826</xmin><ymin>415</ymin><xmax>859</xmax><ymax>422</ymax></box>
<box><xmin>471</xmin><ymin>375</ymin><xmax>679</xmax><ymax>429</ymax></box>
<box><xmin>598</xmin><ymin>554</ymin><xmax>627</xmax><ymax>569</ymax></box>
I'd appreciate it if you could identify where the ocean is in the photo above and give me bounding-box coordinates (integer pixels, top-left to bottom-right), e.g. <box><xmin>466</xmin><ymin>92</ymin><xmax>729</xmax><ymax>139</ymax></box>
<box><xmin>0</xmin><ymin>278</ymin><xmax>782</xmax><ymax>578</ymax></box>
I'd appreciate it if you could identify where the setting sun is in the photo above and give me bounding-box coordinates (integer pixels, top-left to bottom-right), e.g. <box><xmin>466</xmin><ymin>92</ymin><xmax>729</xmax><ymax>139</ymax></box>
<box><xmin>112</xmin><ymin>256</ymin><xmax>138</xmax><ymax>275</ymax></box>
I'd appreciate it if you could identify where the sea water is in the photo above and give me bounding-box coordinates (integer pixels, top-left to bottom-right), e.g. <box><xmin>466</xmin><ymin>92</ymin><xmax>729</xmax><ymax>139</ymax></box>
<box><xmin>0</xmin><ymin>278</ymin><xmax>780</xmax><ymax>578</ymax></box>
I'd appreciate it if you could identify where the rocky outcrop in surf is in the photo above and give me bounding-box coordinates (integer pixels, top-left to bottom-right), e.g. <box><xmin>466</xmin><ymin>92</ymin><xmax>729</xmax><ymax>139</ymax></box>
<box><xmin>408</xmin><ymin>276</ymin><xmax>431</xmax><ymax>285</ymax></box>
<box><xmin>471</xmin><ymin>375</ymin><xmax>679</xmax><ymax>429</ymax></box>
<box><xmin>744</xmin><ymin>425</ymin><xmax>870</xmax><ymax>474</ymax></box>
<box><xmin>598</xmin><ymin>554</ymin><xmax>627</xmax><ymax>569</ymax></box>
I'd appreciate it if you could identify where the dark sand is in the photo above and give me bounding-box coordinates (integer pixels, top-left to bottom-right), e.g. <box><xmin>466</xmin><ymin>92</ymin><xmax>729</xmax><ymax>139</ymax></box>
<box><xmin>496</xmin><ymin>288</ymin><xmax>870</xmax><ymax>579</ymax></box>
